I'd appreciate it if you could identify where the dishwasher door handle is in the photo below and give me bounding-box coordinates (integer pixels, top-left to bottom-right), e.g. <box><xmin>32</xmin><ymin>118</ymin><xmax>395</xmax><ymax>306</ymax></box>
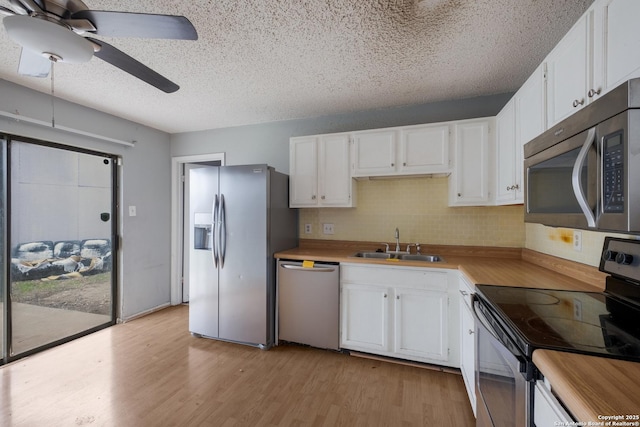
<box><xmin>279</xmin><ymin>264</ymin><xmax>336</xmax><ymax>273</ymax></box>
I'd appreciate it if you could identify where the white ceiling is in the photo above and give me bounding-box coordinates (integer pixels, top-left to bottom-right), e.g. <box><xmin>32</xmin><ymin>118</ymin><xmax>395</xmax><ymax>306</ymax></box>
<box><xmin>0</xmin><ymin>0</ymin><xmax>593</xmax><ymax>134</ymax></box>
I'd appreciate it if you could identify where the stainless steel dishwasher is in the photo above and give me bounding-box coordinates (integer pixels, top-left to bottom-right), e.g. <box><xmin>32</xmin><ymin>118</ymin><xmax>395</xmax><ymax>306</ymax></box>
<box><xmin>277</xmin><ymin>260</ymin><xmax>340</xmax><ymax>350</ymax></box>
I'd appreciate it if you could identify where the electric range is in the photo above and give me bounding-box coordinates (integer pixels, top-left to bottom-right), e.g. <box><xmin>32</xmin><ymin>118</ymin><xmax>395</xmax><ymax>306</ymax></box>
<box><xmin>475</xmin><ymin>236</ymin><xmax>640</xmax><ymax>363</ymax></box>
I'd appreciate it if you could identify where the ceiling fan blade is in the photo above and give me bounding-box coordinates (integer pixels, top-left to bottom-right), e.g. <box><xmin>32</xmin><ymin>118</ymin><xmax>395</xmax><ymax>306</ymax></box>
<box><xmin>17</xmin><ymin>47</ymin><xmax>51</xmax><ymax>77</ymax></box>
<box><xmin>87</xmin><ymin>37</ymin><xmax>179</xmax><ymax>93</ymax></box>
<box><xmin>1</xmin><ymin>5</ymin><xmax>17</xmax><ymax>16</ymax></box>
<box><xmin>71</xmin><ymin>11</ymin><xmax>198</xmax><ymax>40</ymax></box>
<box><xmin>12</xmin><ymin>0</ymin><xmax>44</xmax><ymax>14</ymax></box>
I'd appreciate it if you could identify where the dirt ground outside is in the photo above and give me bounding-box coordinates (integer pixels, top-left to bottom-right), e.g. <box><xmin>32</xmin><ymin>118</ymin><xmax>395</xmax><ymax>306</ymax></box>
<box><xmin>10</xmin><ymin>272</ymin><xmax>112</xmax><ymax>316</ymax></box>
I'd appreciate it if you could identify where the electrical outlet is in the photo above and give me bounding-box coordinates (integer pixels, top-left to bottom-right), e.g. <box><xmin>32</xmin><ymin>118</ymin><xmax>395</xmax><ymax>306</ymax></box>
<box><xmin>304</xmin><ymin>223</ymin><xmax>312</xmax><ymax>234</ymax></box>
<box><xmin>573</xmin><ymin>298</ymin><xmax>583</xmax><ymax>321</ymax></box>
<box><xmin>128</xmin><ymin>206</ymin><xmax>137</xmax><ymax>217</ymax></box>
<box><xmin>573</xmin><ymin>230</ymin><xmax>582</xmax><ymax>252</ymax></box>
<box><xmin>322</xmin><ymin>223</ymin><xmax>334</xmax><ymax>235</ymax></box>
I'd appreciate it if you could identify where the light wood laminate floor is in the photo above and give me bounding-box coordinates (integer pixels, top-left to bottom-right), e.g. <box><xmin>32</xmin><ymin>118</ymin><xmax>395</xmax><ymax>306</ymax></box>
<box><xmin>1</xmin><ymin>305</ymin><xmax>475</xmax><ymax>426</ymax></box>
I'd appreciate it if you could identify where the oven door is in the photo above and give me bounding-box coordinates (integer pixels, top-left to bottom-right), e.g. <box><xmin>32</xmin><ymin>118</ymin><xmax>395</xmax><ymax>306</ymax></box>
<box><xmin>473</xmin><ymin>297</ymin><xmax>532</xmax><ymax>427</ymax></box>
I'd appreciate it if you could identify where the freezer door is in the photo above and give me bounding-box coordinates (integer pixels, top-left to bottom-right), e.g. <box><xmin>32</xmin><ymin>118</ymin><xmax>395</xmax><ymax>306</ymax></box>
<box><xmin>218</xmin><ymin>165</ymin><xmax>269</xmax><ymax>346</ymax></box>
<box><xmin>187</xmin><ymin>165</ymin><xmax>220</xmax><ymax>338</ymax></box>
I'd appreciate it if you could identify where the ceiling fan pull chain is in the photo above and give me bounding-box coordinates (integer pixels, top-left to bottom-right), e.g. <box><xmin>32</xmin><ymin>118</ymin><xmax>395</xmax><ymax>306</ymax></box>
<box><xmin>50</xmin><ymin>57</ymin><xmax>55</xmax><ymax>128</ymax></box>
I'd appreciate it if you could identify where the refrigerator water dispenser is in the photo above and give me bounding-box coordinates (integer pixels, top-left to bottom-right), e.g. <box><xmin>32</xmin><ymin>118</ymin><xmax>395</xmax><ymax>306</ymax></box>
<box><xmin>193</xmin><ymin>212</ymin><xmax>212</xmax><ymax>250</ymax></box>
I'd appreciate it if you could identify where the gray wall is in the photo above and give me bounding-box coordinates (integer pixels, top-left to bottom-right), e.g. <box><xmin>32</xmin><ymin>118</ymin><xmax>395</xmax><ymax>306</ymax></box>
<box><xmin>1</xmin><ymin>79</ymin><xmax>171</xmax><ymax>320</ymax></box>
<box><xmin>170</xmin><ymin>93</ymin><xmax>513</xmax><ymax>172</ymax></box>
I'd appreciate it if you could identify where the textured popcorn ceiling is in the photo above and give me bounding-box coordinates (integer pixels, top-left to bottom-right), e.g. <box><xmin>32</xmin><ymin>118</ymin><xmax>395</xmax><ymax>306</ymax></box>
<box><xmin>0</xmin><ymin>0</ymin><xmax>593</xmax><ymax>133</ymax></box>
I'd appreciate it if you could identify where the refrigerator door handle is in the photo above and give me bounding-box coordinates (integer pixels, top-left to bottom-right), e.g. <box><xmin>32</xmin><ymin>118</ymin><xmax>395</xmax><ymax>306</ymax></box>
<box><xmin>220</xmin><ymin>194</ymin><xmax>227</xmax><ymax>269</ymax></box>
<box><xmin>212</xmin><ymin>194</ymin><xmax>219</xmax><ymax>268</ymax></box>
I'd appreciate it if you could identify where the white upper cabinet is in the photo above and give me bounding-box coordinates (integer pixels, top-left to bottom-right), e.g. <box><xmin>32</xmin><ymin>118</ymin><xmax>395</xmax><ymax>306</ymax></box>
<box><xmin>516</xmin><ymin>63</ymin><xmax>546</xmax><ymax>147</ymax></box>
<box><xmin>593</xmin><ymin>0</ymin><xmax>640</xmax><ymax>94</ymax></box>
<box><xmin>352</xmin><ymin>124</ymin><xmax>450</xmax><ymax>178</ymax></box>
<box><xmin>545</xmin><ymin>0</ymin><xmax>640</xmax><ymax>129</ymax></box>
<box><xmin>289</xmin><ymin>133</ymin><xmax>355</xmax><ymax>208</ymax></box>
<box><xmin>399</xmin><ymin>124</ymin><xmax>450</xmax><ymax>174</ymax></box>
<box><xmin>289</xmin><ymin>136</ymin><xmax>318</xmax><ymax>207</ymax></box>
<box><xmin>351</xmin><ymin>129</ymin><xmax>397</xmax><ymax>176</ymax></box>
<box><xmin>546</xmin><ymin>11</ymin><xmax>592</xmax><ymax>127</ymax></box>
<box><xmin>495</xmin><ymin>99</ymin><xmax>518</xmax><ymax>205</ymax></box>
<box><xmin>449</xmin><ymin>118</ymin><xmax>493</xmax><ymax>206</ymax></box>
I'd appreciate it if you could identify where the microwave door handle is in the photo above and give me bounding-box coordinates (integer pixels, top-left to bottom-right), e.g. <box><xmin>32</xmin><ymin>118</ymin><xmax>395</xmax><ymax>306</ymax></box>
<box><xmin>572</xmin><ymin>127</ymin><xmax>597</xmax><ymax>228</ymax></box>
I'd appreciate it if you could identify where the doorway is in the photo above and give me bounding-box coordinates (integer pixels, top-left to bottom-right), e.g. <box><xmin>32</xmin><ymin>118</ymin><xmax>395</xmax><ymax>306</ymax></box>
<box><xmin>170</xmin><ymin>153</ymin><xmax>225</xmax><ymax>305</ymax></box>
<box><xmin>1</xmin><ymin>136</ymin><xmax>118</xmax><ymax>363</ymax></box>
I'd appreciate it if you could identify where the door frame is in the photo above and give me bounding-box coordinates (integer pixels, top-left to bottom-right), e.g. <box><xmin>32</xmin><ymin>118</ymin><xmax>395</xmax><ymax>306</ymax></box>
<box><xmin>170</xmin><ymin>153</ymin><xmax>225</xmax><ymax>305</ymax></box>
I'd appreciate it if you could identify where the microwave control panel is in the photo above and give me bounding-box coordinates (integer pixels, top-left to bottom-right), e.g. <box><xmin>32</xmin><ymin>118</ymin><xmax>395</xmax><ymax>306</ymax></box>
<box><xmin>603</xmin><ymin>131</ymin><xmax>625</xmax><ymax>213</ymax></box>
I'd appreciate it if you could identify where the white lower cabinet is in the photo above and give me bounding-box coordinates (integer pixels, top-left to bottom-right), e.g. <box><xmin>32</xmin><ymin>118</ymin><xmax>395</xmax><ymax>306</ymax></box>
<box><xmin>340</xmin><ymin>283</ymin><xmax>390</xmax><ymax>352</ymax></box>
<box><xmin>459</xmin><ymin>273</ymin><xmax>476</xmax><ymax>416</ymax></box>
<box><xmin>534</xmin><ymin>379</ymin><xmax>574</xmax><ymax>425</ymax></box>
<box><xmin>340</xmin><ymin>263</ymin><xmax>459</xmax><ymax>367</ymax></box>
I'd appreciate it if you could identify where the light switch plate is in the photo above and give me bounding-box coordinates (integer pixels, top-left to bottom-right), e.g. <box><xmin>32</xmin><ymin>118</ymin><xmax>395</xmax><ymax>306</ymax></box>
<box><xmin>129</xmin><ymin>206</ymin><xmax>137</xmax><ymax>217</ymax></box>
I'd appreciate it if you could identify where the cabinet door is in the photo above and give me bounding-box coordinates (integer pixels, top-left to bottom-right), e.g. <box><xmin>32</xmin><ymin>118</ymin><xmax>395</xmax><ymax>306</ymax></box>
<box><xmin>516</xmin><ymin>63</ymin><xmax>546</xmax><ymax>147</ymax></box>
<box><xmin>546</xmin><ymin>13</ymin><xmax>591</xmax><ymax>127</ymax></box>
<box><xmin>460</xmin><ymin>301</ymin><xmax>476</xmax><ymax>416</ymax></box>
<box><xmin>289</xmin><ymin>137</ymin><xmax>318</xmax><ymax>207</ymax></box>
<box><xmin>534</xmin><ymin>382</ymin><xmax>573</xmax><ymax>425</ymax></box>
<box><xmin>495</xmin><ymin>99</ymin><xmax>517</xmax><ymax>204</ymax></box>
<box><xmin>450</xmin><ymin>120</ymin><xmax>492</xmax><ymax>206</ymax></box>
<box><xmin>352</xmin><ymin>130</ymin><xmax>396</xmax><ymax>177</ymax></box>
<box><xmin>318</xmin><ymin>133</ymin><xmax>353</xmax><ymax>206</ymax></box>
<box><xmin>394</xmin><ymin>287</ymin><xmax>448</xmax><ymax>361</ymax></box>
<box><xmin>340</xmin><ymin>283</ymin><xmax>389</xmax><ymax>352</ymax></box>
<box><xmin>596</xmin><ymin>0</ymin><xmax>640</xmax><ymax>92</ymax></box>
<box><xmin>399</xmin><ymin>124</ymin><xmax>450</xmax><ymax>174</ymax></box>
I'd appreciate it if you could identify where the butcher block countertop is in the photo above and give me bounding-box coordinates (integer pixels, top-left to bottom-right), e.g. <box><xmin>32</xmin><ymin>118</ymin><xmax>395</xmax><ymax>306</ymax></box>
<box><xmin>275</xmin><ymin>239</ymin><xmax>606</xmax><ymax>291</ymax></box>
<box><xmin>534</xmin><ymin>350</ymin><xmax>640</xmax><ymax>423</ymax></box>
<box><xmin>275</xmin><ymin>239</ymin><xmax>640</xmax><ymax>422</ymax></box>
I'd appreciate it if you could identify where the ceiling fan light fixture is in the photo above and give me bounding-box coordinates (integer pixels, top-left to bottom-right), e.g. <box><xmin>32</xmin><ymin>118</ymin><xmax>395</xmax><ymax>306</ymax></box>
<box><xmin>4</xmin><ymin>14</ymin><xmax>94</xmax><ymax>63</ymax></box>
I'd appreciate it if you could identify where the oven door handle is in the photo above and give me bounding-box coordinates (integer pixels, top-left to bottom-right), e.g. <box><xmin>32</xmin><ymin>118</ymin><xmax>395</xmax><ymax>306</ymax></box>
<box><xmin>471</xmin><ymin>294</ymin><xmax>501</xmax><ymax>343</ymax></box>
<box><xmin>472</xmin><ymin>295</ymin><xmax>536</xmax><ymax>381</ymax></box>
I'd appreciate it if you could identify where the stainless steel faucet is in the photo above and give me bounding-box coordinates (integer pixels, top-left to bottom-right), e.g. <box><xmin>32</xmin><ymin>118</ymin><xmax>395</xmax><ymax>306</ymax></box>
<box><xmin>394</xmin><ymin>228</ymin><xmax>400</xmax><ymax>252</ymax></box>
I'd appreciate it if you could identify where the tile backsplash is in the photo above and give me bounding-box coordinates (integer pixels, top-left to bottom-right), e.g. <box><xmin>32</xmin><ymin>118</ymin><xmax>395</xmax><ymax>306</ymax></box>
<box><xmin>298</xmin><ymin>177</ymin><xmax>525</xmax><ymax>247</ymax></box>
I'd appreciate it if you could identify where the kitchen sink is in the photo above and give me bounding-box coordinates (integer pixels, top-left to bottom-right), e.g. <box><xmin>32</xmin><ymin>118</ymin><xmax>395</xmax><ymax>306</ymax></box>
<box><xmin>351</xmin><ymin>252</ymin><xmax>393</xmax><ymax>259</ymax></box>
<box><xmin>398</xmin><ymin>254</ymin><xmax>445</xmax><ymax>262</ymax></box>
<box><xmin>351</xmin><ymin>252</ymin><xmax>444</xmax><ymax>262</ymax></box>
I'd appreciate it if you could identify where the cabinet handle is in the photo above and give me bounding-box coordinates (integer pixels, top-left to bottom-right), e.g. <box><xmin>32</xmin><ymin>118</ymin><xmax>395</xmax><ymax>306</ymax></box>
<box><xmin>459</xmin><ymin>290</ymin><xmax>468</xmax><ymax>296</ymax></box>
<box><xmin>468</xmin><ymin>329</ymin><xmax>474</xmax><ymax>335</ymax></box>
<box><xmin>384</xmin><ymin>293</ymin><xmax>388</xmax><ymax>298</ymax></box>
<box><xmin>311</xmin><ymin>195</ymin><xmax>316</xmax><ymax>200</ymax></box>
<box><xmin>391</xmin><ymin>163</ymin><xmax>394</xmax><ymax>167</ymax></box>
<box><xmin>513</xmin><ymin>184</ymin><xmax>519</xmax><ymax>190</ymax></box>
<box><xmin>321</xmin><ymin>195</ymin><xmax>325</xmax><ymax>200</ymax></box>
<box><xmin>572</xmin><ymin>98</ymin><xmax>585</xmax><ymax>108</ymax></box>
<box><xmin>396</xmin><ymin>295</ymin><xmax>400</xmax><ymax>300</ymax></box>
<box><xmin>403</xmin><ymin>162</ymin><xmax>407</xmax><ymax>166</ymax></box>
<box><xmin>588</xmin><ymin>88</ymin><xmax>601</xmax><ymax>98</ymax></box>
<box><xmin>507</xmin><ymin>186</ymin><xmax>512</xmax><ymax>191</ymax></box>
<box><xmin>457</xmin><ymin>193</ymin><xmax>461</xmax><ymax>197</ymax></box>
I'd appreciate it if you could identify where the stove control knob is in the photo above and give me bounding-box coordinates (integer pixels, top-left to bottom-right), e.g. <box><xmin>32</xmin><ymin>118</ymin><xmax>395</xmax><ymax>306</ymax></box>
<box><xmin>603</xmin><ymin>250</ymin><xmax>618</xmax><ymax>262</ymax></box>
<box><xmin>615</xmin><ymin>252</ymin><xmax>634</xmax><ymax>265</ymax></box>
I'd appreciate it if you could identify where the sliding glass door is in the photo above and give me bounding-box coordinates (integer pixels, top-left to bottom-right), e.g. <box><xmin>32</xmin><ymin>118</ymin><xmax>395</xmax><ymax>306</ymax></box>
<box><xmin>2</xmin><ymin>137</ymin><xmax>117</xmax><ymax>362</ymax></box>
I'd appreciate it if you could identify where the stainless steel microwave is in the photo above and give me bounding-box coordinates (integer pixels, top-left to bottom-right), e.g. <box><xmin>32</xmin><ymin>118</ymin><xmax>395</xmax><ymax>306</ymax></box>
<box><xmin>524</xmin><ymin>78</ymin><xmax>640</xmax><ymax>233</ymax></box>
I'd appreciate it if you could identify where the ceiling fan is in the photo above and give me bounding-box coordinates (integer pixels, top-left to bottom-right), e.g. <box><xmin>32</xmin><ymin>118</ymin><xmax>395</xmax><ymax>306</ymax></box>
<box><xmin>0</xmin><ymin>0</ymin><xmax>198</xmax><ymax>93</ymax></box>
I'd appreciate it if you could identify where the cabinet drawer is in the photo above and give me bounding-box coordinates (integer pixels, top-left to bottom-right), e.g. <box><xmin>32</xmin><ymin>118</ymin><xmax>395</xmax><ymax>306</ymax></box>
<box><xmin>341</xmin><ymin>264</ymin><xmax>448</xmax><ymax>291</ymax></box>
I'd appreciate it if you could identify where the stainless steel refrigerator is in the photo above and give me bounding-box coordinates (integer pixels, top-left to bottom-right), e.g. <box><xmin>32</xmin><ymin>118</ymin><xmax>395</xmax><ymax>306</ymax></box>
<box><xmin>187</xmin><ymin>164</ymin><xmax>297</xmax><ymax>349</ymax></box>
